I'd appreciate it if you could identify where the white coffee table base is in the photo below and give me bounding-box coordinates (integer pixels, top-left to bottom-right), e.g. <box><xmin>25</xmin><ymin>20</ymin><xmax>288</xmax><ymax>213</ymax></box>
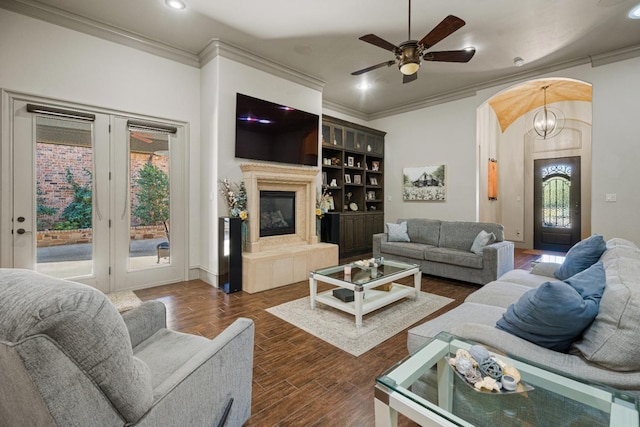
<box><xmin>309</xmin><ymin>263</ymin><xmax>421</xmax><ymax>327</ymax></box>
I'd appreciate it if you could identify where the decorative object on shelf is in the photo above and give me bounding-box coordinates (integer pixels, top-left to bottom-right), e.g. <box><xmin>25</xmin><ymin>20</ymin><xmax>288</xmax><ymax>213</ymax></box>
<box><xmin>349</xmin><ymin>202</ymin><xmax>359</xmax><ymax>211</ymax></box>
<box><xmin>356</xmin><ymin>161</ymin><xmax>361</xmax><ymax>168</ymax></box>
<box><xmin>354</xmin><ymin>175</ymin><xmax>361</xmax><ymax>184</ymax></box>
<box><xmin>370</xmin><ymin>176</ymin><xmax>378</xmax><ymax>185</ymax></box>
<box><xmin>316</xmin><ymin>186</ymin><xmax>332</xmax><ymax>218</ymax></box>
<box><xmin>322</xmin><ymin>171</ymin><xmax>327</xmax><ymax>185</ymax></box>
<box><xmin>345</xmin><ymin>174</ymin><xmax>351</xmax><ymax>184</ymax></box>
<box><xmin>488</xmin><ymin>158</ymin><xmax>498</xmax><ymax>200</ymax></box>
<box><xmin>446</xmin><ymin>345</ymin><xmax>532</xmax><ymax>394</ymax></box>
<box><xmin>347</xmin><ymin>156</ymin><xmax>354</xmax><ymax>167</ymax></box>
<box><xmin>402</xmin><ymin>165</ymin><xmax>446</xmax><ymax>201</ymax></box>
<box><xmin>329</xmin><ymin>178</ymin><xmax>337</xmax><ymax>187</ymax></box>
<box><xmin>531</xmin><ymin>84</ymin><xmax>565</xmax><ymax>140</ymax></box>
<box><xmin>367</xmin><ymin>191</ymin><xmax>376</xmax><ymax>200</ymax></box>
<box><xmin>371</xmin><ymin>161</ymin><xmax>380</xmax><ymax>171</ymax></box>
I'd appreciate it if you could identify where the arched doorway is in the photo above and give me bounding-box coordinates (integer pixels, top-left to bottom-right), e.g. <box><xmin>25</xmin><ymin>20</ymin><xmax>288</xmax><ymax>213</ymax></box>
<box><xmin>477</xmin><ymin>78</ymin><xmax>592</xmax><ymax>250</ymax></box>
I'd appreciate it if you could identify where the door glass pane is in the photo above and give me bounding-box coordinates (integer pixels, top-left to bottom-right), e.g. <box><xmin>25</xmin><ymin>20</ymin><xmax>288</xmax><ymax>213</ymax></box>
<box><xmin>35</xmin><ymin>116</ymin><xmax>94</xmax><ymax>278</ymax></box>
<box><xmin>542</xmin><ymin>164</ymin><xmax>572</xmax><ymax>228</ymax></box>
<box><xmin>128</xmin><ymin>129</ymin><xmax>170</xmax><ymax>270</ymax></box>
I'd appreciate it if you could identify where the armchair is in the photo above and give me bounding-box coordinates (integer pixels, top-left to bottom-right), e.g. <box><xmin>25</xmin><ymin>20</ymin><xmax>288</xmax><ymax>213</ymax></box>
<box><xmin>0</xmin><ymin>268</ymin><xmax>254</xmax><ymax>426</ymax></box>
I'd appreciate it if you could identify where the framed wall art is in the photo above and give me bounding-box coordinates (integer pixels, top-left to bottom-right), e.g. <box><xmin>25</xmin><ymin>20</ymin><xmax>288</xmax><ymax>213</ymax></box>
<box><xmin>402</xmin><ymin>164</ymin><xmax>446</xmax><ymax>201</ymax></box>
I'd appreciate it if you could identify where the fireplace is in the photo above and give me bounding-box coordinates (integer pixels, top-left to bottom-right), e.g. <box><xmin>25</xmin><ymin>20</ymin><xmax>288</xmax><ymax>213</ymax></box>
<box><xmin>239</xmin><ymin>163</ymin><xmax>339</xmax><ymax>293</ymax></box>
<box><xmin>260</xmin><ymin>191</ymin><xmax>295</xmax><ymax>237</ymax></box>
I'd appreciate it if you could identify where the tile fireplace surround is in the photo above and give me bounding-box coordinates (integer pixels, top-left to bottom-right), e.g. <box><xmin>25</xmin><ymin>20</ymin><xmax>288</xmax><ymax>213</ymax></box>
<box><xmin>240</xmin><ymin>163</ymin><xmax>338</xmax><ymax>293</ymax></box>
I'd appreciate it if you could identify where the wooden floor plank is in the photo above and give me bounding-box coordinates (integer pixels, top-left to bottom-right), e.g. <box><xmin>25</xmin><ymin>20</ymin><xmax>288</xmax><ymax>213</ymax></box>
<box><xmin>136</xmin><ymin>249</ymin><xmax>541</xmax><ymax>426</ymax></box>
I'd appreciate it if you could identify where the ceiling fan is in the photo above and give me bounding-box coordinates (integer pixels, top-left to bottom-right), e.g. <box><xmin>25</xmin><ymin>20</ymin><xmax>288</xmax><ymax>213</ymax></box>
<box><xmin>351</xmin><ymin>0</ymin><xmax>475</xmax><ymax>84</ymax></box>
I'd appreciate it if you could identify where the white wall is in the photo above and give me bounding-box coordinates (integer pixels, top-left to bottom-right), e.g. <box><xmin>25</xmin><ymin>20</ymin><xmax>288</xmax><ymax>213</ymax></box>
<box><xmin>370</xmin><ymin>97</ymin><xmax>478</xmax><ymax>222</ymax></box>
<box><xmin>0</xmin><ymin>9</ymin><xmax>202</xmax><ymax>270</ymax></box>
<box><xmin>369</xmin><ymin>56</ymin><xmax>640</xmax><ymax>245</ymax></box>
<box><xmin>199</xmin><ymin>56</ymin><xmax>323</xmax><ymax>283</ymax></box>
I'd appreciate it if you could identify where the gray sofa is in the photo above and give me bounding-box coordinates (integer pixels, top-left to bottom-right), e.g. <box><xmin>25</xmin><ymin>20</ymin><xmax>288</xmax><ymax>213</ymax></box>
<box><xmin>0</xmin><ymin>269</ymin><xmax>254</xmax><ymax>426</ymax></box>
<box><xmin>373</xmin><ymin>218</ymin><xmax>514</xmax><ymax>285</ymax></box>
<box><xmin>407</xmin><ymin>237</ymin><xmax>640</xmax><ymax>394</ymax></box>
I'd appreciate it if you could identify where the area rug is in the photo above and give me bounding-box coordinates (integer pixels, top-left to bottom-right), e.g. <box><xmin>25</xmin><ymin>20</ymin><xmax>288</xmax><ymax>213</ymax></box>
<box><xmin>106</xmin><ymin>291</ymin><xmax>142</xmax><ymax>313</ymax></box>
<box><xmin>266</xmin><ymin>292</ymin><xmax>453</xmax><ymax>357</ymax></box>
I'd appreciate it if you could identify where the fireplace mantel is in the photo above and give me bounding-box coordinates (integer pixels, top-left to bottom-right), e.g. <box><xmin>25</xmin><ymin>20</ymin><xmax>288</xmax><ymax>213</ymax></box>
<box><xmin>239</xmin><ymin>163</ymin><xmax>339</xmax><ymax>293</ymax></box>
<box><xmin>241</xmin><ymin>163</ymin><xmax>319</xmax><ymax>253</ymax></box>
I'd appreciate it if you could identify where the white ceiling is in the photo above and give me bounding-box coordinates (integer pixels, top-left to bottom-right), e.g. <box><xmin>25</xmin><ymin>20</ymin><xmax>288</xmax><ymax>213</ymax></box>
<box><xmin>3</xmin><ymin>0</ymin><xmax>640</xmax><ymax>117</ymax></box>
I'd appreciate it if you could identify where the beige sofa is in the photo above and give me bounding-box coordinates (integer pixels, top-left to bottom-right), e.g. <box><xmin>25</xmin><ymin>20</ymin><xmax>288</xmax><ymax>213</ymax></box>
<box><xmin>407</xmin><ymin>237</ymin><xmax>640</xmax><ymax>393</ymax></box>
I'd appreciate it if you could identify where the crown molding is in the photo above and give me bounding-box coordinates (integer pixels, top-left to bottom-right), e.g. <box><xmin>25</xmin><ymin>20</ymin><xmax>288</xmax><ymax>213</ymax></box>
<box><xmin>590</xmin><ymin>44</ymin><xmax>640</xmax><ymax>67</ymax></box>
<box><xmin>0</xmin><ymin>0</ymin><xmax>200</xmax><ymax>67</ymax></box>
<box><xmin>321</xmin><ymin>100</ymin><xmax>368</xmax><ymax>121</ymax></box>
<box><xmin>199</xmin><ymin>39</ymin><xmax>325</xmax><ymax>92</ymax></box>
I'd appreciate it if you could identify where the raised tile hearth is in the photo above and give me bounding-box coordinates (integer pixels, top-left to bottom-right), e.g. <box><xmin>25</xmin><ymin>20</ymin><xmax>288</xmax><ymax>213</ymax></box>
<box><xmin>240</xmin><ymin>163</ymin><xmax>338</xmax><ymax>293</ymax></box>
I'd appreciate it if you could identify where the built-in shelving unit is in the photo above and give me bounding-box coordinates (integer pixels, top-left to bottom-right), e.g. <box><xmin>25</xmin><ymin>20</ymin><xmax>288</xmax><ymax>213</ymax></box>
<box><xmin>321</xmin><ymin>116</ymin><xmax>385</xmax><ymax>256</ymax></box>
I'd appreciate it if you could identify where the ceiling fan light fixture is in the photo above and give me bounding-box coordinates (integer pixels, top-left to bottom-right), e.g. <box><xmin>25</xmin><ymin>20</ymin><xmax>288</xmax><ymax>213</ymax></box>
<box><xmin>399</xmin><ymin>62</ymin><xmax>420</xmax><ymax>75</ymax></box>
<box><xmin>629</xmin><ymin>4</ymin><xmax>640</xmax><ymax>18</ymax></box>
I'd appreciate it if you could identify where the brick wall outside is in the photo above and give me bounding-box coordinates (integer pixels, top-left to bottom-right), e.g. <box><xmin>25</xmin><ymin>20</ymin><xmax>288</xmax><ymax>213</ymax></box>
<box><xmin>37</xmin><ymin>225</ymin><xmax>168</xmax><ymax>248</ymax></box>
<box><xmin>36</xmin><ymin>142</ymin><xmax>169</xmax><ymax>230</ymax></box>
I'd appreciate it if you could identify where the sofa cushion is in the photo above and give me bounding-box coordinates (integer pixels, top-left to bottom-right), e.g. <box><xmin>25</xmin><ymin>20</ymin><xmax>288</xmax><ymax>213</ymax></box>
<box><xmin>438</xmin><ymin>221</ymin><xmax>504</xmax><ymax>251</ymax></box>
<box><xmin>402</xmin><ymin>218</ymin><xmax>441</xmax><ymax>246</ymax></box>
<box><xmin>407</xmin><ymin>302</ymin><xmax>506</xmax><ymax>353</ymax></box>
<box><xmin>380</xmin><ymin>242</ymin><xmax>432</xmax><ymax>259</ymax></box>
<box><xmin>387</xmin><ymin>221</ymin><xmax>410</xmax><ymax>242</ymax></box>
<box><xmin>496</xmin><ymin>262</ymin><xmax>606</xmax><ymax>352</ymax></box>
<box><xmin>423</xmin><ymin>247</ymin><xmax>483</xmax><ymax>269</ymax></box>
<box><xmin>465</xmin><ymin>280</ymin><xmax>532</xmax><ymax>309</ymax></box>
<box><xmin>574</xmin><ymin>257</ymin><xmax>640</xmax><ymax>371</ymax></box>
<box><xmin>470</xmin><ymin>230</ymin><xmax>496</xmax><ymax>255</ymax></box>
<box><xmin>497</xmin><ymin>269</ymin><xmax>550</xmax><ymax>289</ymax></box>
<box><xmin>554</xmin><ymin>234</ymin><xmax>606</xmax><ymax>280</ymax></box>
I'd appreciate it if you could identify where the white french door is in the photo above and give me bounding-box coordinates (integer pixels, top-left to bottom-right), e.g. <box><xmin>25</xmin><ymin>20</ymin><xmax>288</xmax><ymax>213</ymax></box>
<box><xmin>9</xmin><ymin>97</ymin><xmax>186</xmax><ymax>292</ymax></box>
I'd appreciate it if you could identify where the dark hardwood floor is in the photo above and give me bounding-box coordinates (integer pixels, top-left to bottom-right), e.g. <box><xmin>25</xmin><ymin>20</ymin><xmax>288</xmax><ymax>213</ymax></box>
<box><xmin>134</xmin><ymin>249</ymin><xmax>542</xmax><ymax>426</ymax></box>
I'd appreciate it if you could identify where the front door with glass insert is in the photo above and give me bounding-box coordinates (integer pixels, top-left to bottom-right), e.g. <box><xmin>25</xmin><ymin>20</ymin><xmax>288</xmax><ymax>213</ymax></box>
<box><xmin>10</xmin><ymin>98</ymin><xmax>185</xmax><ymax>292</ymax></box>
<box><xmin>533</xmin><ymin>156</ymin><xmax>581</xmax><ymax>252</ymax></box>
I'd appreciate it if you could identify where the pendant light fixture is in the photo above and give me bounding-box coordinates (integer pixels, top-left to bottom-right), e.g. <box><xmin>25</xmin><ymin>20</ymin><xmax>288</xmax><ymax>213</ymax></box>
<box><xmin>532</xmin><ymin>85</ymin><xmax>564</xmax><ymax>140</ymax></box>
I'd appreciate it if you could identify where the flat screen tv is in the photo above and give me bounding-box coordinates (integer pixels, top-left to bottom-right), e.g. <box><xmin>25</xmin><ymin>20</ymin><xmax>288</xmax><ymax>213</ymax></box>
<box><xmin>235</xmin><ymin>93</ymin><xmax>319</xmax><ymax>166</ymax></box>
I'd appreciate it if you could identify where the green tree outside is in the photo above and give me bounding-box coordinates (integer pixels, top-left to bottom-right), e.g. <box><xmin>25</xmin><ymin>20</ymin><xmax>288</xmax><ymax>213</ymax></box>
<box><xmin>133</xmin><ymin>163</ymin><xmax>169</xmax><ymax>229</ymax></box>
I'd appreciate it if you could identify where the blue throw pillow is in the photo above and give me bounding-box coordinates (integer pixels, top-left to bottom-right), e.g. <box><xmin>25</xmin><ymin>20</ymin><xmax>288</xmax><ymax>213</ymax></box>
<box><xmin>554</xmin><ymin>234</ymin><xmax>606</xmax><ymax>281</ymax></box>
<box><xmin>496</xmin><ymin>262</ymin><xmax>606</xmax><ymax>352</ymax></box>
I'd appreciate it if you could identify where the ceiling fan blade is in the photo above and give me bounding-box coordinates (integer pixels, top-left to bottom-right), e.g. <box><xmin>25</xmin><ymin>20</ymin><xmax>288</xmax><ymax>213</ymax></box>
<box><xmin>403</xmin><ymin>72</ymin><xmax>418</xmax><ymax>84</ymax></box>
<box><xmin>418</xmin><ymin>15</ymin><xmax>466</xmax><ymax>49</ymax></box>
<box><xmin>359</xmin><ymin>34</ymin><xmax>399</xmax><ymax>53</ymax></box>
<box><xmin>423</xmin><ymin>48</ymin><xmax>476</xmax><ymax>63</ymax></box>
<box><xmin>351</xmin><ymin>60</ymin><xmax>396</xmax><ymax>76</ymax></box>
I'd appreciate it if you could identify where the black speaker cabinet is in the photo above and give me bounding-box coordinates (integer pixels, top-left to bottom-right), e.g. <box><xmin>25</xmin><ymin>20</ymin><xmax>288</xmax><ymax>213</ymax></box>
<box><xmin>218</xmin><ymin>217</ymin><xmax>242</xmax><ymax>293</ymax></box>
<box><xmin>322</xmin><ymin>213</ymin><xmax>340</xmax><ymax>244</ymax></box>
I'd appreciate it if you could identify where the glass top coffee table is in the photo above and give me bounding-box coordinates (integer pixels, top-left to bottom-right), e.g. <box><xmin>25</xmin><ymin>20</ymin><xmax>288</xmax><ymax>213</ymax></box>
<box><xmin>309</xmin><ymin>259</ymin><xmax>420</xmax><ymax>327</ymax></box>
<box><xmin>374</xmin><ymin>332</ymin><xmax>639</xmax><ymax>426</ymax></box>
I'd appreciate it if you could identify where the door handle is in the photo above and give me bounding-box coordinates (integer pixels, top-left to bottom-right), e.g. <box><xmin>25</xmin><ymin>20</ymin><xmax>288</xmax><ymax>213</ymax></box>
<box><xmin>16</xmin><ymin>228</ymin><xmax>31</xmax><ymax>235</ymax></box>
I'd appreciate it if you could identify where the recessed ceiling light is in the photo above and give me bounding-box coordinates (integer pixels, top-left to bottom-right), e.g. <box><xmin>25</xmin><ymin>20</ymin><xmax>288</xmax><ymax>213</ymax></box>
<box><xmin>357</xmin><ymin>82</ymin><xmax>372</xmax><ymax>90</ymax></box>
<box><xmin>513</xmin><ymin>57</ymin><xmax>525</xmax><ymax>67</ymax></box>
<box><xmin>166</xmin><ymin>0</ymin><xmax>186</xmax><ymax>10</ymax></box>
<box><xmin>629</xmin><ymin>4</ymin><xmax>640</xmax><ymax>18</ymax></box>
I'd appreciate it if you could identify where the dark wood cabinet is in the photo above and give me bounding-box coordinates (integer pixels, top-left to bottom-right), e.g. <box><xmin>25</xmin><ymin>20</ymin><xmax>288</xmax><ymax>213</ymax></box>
<box><xmin>321</xmin><ymin>116</ymin><xmax>385</xmax><ymax>256</ymax></box>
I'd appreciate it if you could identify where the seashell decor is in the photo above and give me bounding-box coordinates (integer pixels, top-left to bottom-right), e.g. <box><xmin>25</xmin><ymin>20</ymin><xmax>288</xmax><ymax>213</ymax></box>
<box><xmin>448</xmin><ymin>344</ymin><xmax>521</xmax><ymax>393</ymax></box>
